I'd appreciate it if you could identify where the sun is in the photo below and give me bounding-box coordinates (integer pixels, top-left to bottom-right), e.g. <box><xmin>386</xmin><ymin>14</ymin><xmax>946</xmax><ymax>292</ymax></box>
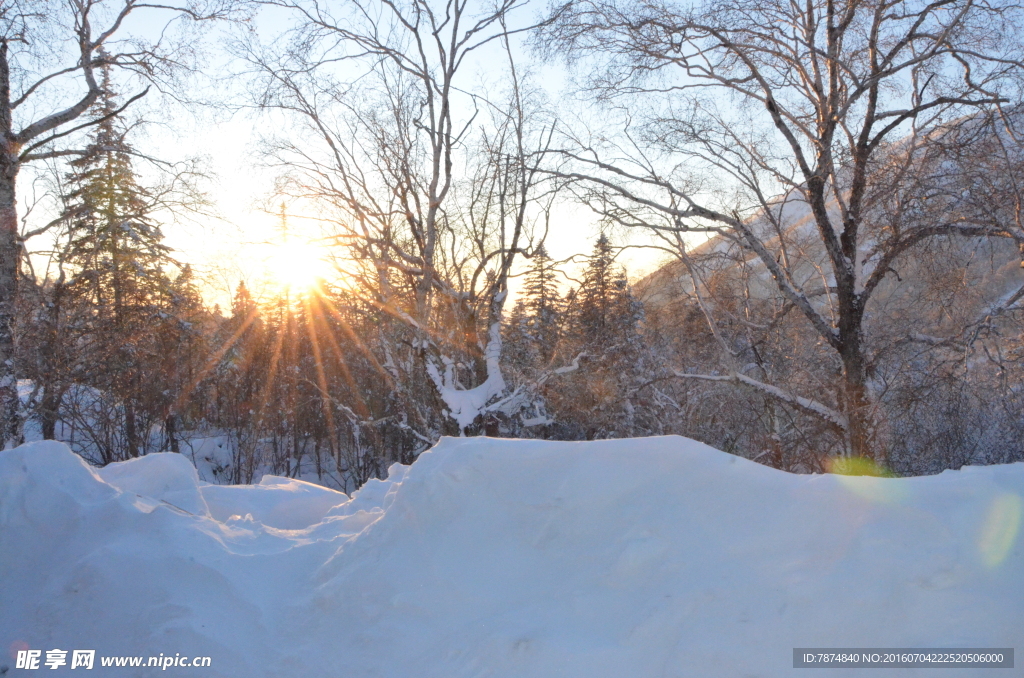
<box><xmin>266</xmin><ymin>239</ymin><xmax>331</xmax><ymax>292</ymax></box>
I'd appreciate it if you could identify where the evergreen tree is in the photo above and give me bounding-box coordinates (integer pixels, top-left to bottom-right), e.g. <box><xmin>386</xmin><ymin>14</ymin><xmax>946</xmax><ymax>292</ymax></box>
<box><xmin>214</xmin><ymin>280</ymin><xmax>269</xmax><ymax>483</ymax></box>
<box><xmin>502</xmin><ymin>297</ymin><xmax>537</xmax><ymax>377</ymax></box>
<box><xmin>232</xmin><ymin>279</ymin><xmax>257</xmax><ymax>322</ymax></box>
<box><xmin>64</xmin><ymin>67</ymin><xmax>172</xmax><ymax>326</ymax></box>
<box><xmin>157</xmin><ymin>264</ymin><xmax>207</xmax><ymax>452</ymax></box>
<box><xmin>60</xmin><ymin>64</ymin><xmax>177</xmax><ymax>461</ymax></box>
<box><xmin>549</xmin><ymin>233</ymin><xmax>651</xmax><ymax>439</ymax></box>
<box><xmin>568</xmin><ymin>233</ymin><xmax>645</xmax><ymax>360</ymax></box>
<box><xmin>521</xmin><ymin>244</ymin><xmax>561</xmax><ymax>364</ymax></box>
<box><xmin>575</xmin><ymin>233</ymin><xmax>617</xmax><ymax>345</ymax></box>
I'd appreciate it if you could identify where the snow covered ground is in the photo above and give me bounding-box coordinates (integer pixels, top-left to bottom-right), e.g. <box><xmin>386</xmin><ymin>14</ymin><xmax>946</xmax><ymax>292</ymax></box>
<box><xmin>1</xmin><ymin>436</ymin><xmax>1021</xmax><ymax>676</ymax></box>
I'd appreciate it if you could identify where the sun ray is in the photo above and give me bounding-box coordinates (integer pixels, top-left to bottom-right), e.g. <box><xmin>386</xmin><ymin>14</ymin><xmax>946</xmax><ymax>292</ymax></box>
<box><xmin>307</xmin><ymin>291</ymin><xmax>376</xmax><ymax>424</ymax></box>
<box><xmin>316</xmin><ymin>292</ymin><xmax>392</xmax><ymax>384</ymax></box>
<box><xmin>172</xmin><ymin>304</ymin><xmax>262</xmax><ymax>415</ymax></box>
<box><xmin>302</xmin><ymin>293</ymin><xmax>340</xmax><ymax>464</ymax></box>
<box><xmin>252</xmin><ymin>316</ymin><xmax>287</xmax><ymax>433</ymax></box>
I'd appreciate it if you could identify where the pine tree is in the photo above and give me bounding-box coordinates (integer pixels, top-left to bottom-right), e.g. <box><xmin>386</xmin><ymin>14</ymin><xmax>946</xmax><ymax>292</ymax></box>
<box><xmin>157</xmin><ymin>264</ymin><xmax>207</xmax><ymax>452</ymax></box>
<box><xmin>214</xmin><ymin>280</ymin><xmax>268</xmax><ymax>483</ymax></box>
<box><xmin>60</xmin><ymin>64</ymin><xmax>177</xmax><ymax>461</ymax></box>
<box><xmin>64</xmin><ymin>68</ymin><xmax>171</xmax><ymax>326</ymax></box>
<box><xmin>521</xmin><ymin>244</ymin><xmax>561</xmax><ymax>364</ymax></box>
<box><xmin>232</xmin><ymin>280</ymin><xmax>257</xmax><ymax>322</ymax></box>
<box><xmin>502</xmin><ymin>297</ymin><xmax>537</xmax><ymax>376</ymax></box>
<box><xmin>575</xmin><ymin>233</ymin><xmax>618</xmax><ymax>347</ymax></box>
<box><xmin>550</xmin><ymin>233</ymin><xmax>651</xmax><ymax>439</ymax></box>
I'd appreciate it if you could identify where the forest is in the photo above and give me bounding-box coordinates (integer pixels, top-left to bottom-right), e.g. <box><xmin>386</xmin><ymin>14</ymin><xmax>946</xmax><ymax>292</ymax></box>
<box><xmin>5</xmin><ymin>0</ymin><xmax>1024</xmax><ymax>490</ymax></box>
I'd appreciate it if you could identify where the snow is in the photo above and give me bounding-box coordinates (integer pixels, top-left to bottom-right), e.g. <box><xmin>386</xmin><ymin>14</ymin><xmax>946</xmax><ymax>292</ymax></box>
<box><xmin>200</xmin><ymin>475</ymin><xmax>346</xmax><ymax>530</ymax></box>
<box><xmin>96</xmin><ymin>453</ymin><xmax>210</xmax><ymax>517</ymax></box>
<box><xmin>2</xmin><ymin>436</ymin><xmax>1022</xmax><ymax>676</ymax></box>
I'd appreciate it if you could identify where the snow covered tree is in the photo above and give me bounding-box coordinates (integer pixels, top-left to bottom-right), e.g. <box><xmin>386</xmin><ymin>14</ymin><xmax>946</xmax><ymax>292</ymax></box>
<box><xmin>241</xmin><ymin>0</ymin><xmax>559</xmax><ymax>446</ymax></box>
<box><xmin>0</xmin><ymin>0</ymin><xmax>237</xmax><ymax>447</ymax></box>
<box><xmin>542</xmin><ymin>0</ymin><xmax>1024</xmax><ymax>460</ymax></box>
<box><xmin>18</xmin><ymin>266</ymin><xmax>77</xmax><ymax>441</ymax></box>
<box><xmin>59</xmin><ymin>74</ymin><xmax>179</xmax><ymax>461</ymax></box>
<box><xmin>63</xmin><ymin>72</ymin><xmax>172</xmax><ymax>319</ymax></box>
<box><xmin>504</xmin><ymin>246</ymin><xmax>564</xmax><ymax>381</ymax></box>
<box><xmin>156</xmin><ymin>264</ymin><xmax>208</xmax><ymax>453</ymax></box>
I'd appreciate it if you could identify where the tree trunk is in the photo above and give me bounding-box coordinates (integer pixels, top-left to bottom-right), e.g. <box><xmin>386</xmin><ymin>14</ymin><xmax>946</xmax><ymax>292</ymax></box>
<box><xmin>165</xmin><ymin>413</ymin><xmax>179</xmax><ymax>453</ymax></box>
<box><xmin>0</xmin><ymin>40</ymin><xmax>19</xmax><ymax>448</ymax></box>
<box><xmin>39</xmin><ymin>280</ymin><xmax>66</xmax><ymax>441</ymax></box>
<box><xmin>124</xmin><ymin>401</ymin><xmax>139</xmax><ymax>458</ymax></box>
<box><xmin>841</xmin><ymin>357</ymin><xmax>873</xmax><ymax>459</ymax></box>
<box><xmin>837</xmin><ymin>298</ymin><xmax>875</xmax><ymax>461</ymax></box>
<box><xmin>0</xmin><ymin>152</ymin><xmax>20</xmax><ymax>448</ymax></box>
<box><xmin>40</xmin><ymin>388</ymin><xmax>61</xmax><ymax>440</ymax></box>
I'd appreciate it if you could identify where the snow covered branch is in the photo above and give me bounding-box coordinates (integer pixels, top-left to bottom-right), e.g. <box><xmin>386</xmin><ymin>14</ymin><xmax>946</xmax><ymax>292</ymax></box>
<box><xmin>671</xmin><ymin>370</ymin><xmax>849</xmax><ymax>431</ymax></box>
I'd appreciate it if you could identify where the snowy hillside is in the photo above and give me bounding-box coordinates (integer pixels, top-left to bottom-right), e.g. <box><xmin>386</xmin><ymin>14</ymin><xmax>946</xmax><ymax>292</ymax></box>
<box><xmin>2</xmin><ymin>437</ymin><xmax>1021</xmax><ymax>676</ymax></box>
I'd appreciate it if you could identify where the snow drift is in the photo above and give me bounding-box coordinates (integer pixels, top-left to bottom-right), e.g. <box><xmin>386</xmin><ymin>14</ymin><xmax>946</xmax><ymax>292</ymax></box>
<box><xmin>1</xmin><ymin>437</ymin><xmax>1021</xmax><ymax>677</ymax></box>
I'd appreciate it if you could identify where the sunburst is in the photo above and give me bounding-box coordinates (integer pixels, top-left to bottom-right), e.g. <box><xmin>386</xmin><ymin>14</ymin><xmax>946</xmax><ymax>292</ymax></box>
<box><xmin>266</xmin><ymin>239</ymin><xmax>331</xmax><ymax>292</ymax></box>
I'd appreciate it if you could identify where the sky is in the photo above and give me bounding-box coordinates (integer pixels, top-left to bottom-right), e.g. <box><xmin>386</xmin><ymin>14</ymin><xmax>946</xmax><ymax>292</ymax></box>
<box><xmin>18</xmin><ymin>0</ymin><xmax>677</xmax><ymax>311</ymax></box>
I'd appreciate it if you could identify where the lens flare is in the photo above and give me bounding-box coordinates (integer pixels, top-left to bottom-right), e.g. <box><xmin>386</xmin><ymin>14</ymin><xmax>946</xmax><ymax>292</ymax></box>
<box><xmin>978</xmin><ymin>493</ymin><xmax>1022</xmax><ymax>569</ymax></box>
<box><xmin>826</xmin><ymin>457</ymin><xmax>896</xmax><ymax>477</ymax></box>
<box><xmin>826</xmin><ymin>457</ymin><xmax>906</xmax><ymax>505</ymax></box>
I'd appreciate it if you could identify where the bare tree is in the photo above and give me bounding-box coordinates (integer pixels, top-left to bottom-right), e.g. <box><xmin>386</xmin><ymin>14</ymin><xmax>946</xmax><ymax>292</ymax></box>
<box><xmin>541</xmin><ymin>0</ymin><xmax>1024</xmax><ymax>460</ymax></box>
<box><xmin>239</xmin><ymin>0</ymin><xmax>557</xmax><ymax>448</ymax></box>
<box><xmin>0</xmin><ymin>0</ymin><xmax>237</xmax><ymax>446</ymax></box>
